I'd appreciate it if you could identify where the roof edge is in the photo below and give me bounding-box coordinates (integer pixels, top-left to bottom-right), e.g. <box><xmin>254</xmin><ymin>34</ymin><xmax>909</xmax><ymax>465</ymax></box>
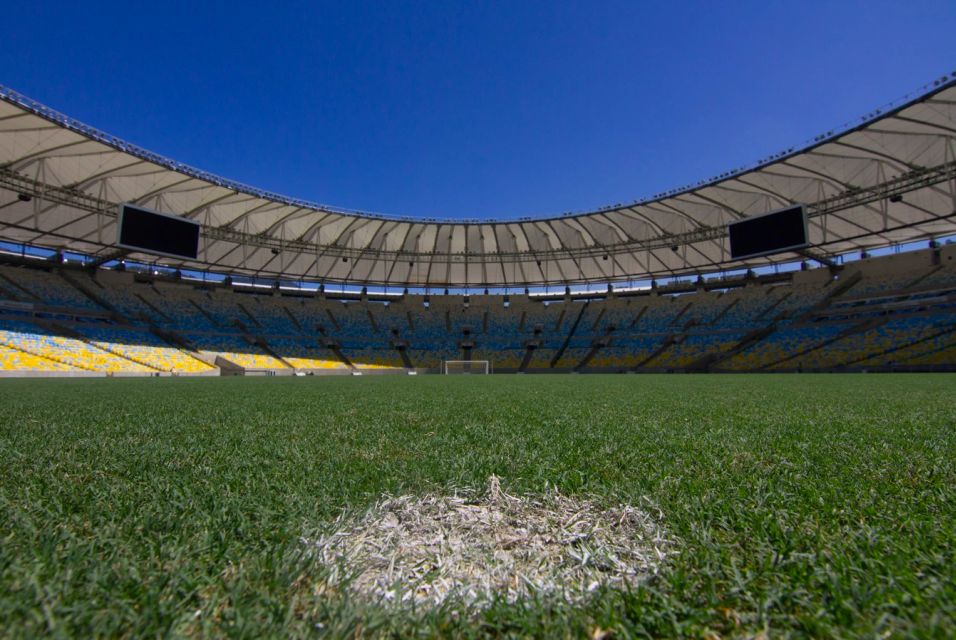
<box><xmin>1</xmin><ymin>72</ymin><xmax>955</xmax><ymax>225</ymax></box>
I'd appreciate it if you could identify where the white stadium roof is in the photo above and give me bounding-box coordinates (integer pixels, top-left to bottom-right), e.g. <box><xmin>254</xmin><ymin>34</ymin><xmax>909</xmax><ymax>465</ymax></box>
<box><xmin>1</xmin><ymin>76</ymin><xmax>955</xmax><ymax>287</ymax></box>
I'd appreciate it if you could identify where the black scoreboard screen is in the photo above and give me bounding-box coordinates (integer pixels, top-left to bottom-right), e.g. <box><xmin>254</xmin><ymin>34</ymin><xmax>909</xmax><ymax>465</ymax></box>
<box><xmin>729</xmin><ymin>205</ymin><xmax>808</xmax><ymax>260</ymax></box>
<box><xmin>117</xmin><ymin>204</ymin><xmax>200</xmax><ymax>260</ymax></box>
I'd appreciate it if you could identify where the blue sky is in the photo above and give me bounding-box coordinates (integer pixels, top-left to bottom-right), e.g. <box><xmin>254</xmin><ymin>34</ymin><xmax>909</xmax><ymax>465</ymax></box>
<box><xmin>2</xmin><ymin>1</ymin><xmax>954</xmax><ymax>221</ymax></box>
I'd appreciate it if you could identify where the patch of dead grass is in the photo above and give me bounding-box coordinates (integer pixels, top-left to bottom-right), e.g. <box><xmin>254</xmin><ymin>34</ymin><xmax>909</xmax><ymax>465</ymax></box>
<box><xmin>305</xmin><ymin>476</ymin><xmax>675</xmax><ymax>608</ymax></box>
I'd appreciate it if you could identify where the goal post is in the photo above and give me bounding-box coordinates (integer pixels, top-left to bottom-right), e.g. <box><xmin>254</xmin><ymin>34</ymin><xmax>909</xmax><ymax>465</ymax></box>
<box><xmin>443</xmin><ymin>360</ymin><xmax>491</xmax><ymax>375</ymax></box>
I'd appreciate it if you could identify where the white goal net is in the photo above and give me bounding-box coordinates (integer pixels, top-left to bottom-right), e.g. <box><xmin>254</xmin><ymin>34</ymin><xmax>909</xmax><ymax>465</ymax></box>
<box><xmin>443</xmin><ymin>360</ymin><xmax>491</xmax><ymax>375</ymax></box>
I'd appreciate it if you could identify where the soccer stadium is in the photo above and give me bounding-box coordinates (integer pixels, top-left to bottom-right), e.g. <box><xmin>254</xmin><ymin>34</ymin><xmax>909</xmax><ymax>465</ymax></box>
<box><xmin>1</xmin><ymin>4</ymin><xmax>955</xmax><ymax>637</ymax></box>
<box><xmin>0</xmin><ymin>78</ymin><xmax>954</xmax><ymax>377</ymax></box>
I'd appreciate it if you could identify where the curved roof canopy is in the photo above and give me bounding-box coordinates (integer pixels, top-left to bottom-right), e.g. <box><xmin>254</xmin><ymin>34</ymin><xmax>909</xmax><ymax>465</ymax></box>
<box><xmin>1</xmin><ymin>78</ymin><xmax>955</xmax><ymax>287</ymax></box>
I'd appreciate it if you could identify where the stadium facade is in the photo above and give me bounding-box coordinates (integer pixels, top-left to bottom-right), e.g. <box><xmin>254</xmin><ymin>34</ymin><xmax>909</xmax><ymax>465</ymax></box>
<box><xmin>0</xmin><ymin>77</ymin><xmax>953</xmax><ymax>375</ymax></box>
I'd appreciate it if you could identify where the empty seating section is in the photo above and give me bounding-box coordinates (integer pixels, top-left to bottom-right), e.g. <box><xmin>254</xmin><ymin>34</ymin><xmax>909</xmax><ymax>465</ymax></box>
<box><xmin>553</xmin><ymin>346</ymin><xmax>590</xmax><ymax>368</ymax></box>
<box><xmin>847</xmin><ymin>270</ymin><xmax>926</xmax><ymax>298</ymax></box>
<box><xmin>716</xmin><ymin>287</ymin><xmax>782</xmax><ymax>328</ymax></box>
<box><xmin>679</xmin><ymin>294</ymin><xmax>728</xmax><ymax>327</ymax></box>
<box><xmin>266</xmin><ymin>336</ymin><xmax>346</xmax><ymax>369</ymax></box>
<box><xmin>592</xmin><ymin>335</ymin><xmax>667</xmax><ymax>368</ymax></box>
<box><xmin>400</xmin><ymin>303</ymin><xmax>461</xmax><ymax>365</ymax></box>
<box><xmin>633</xmin><ymin>301</ymin><xmax>678</xmax><ymax>333</ymax></box>
<box><xmin>0</xmin><ymin>279</ymin><xmax>26</xmax><ymax>302</ymax></box>
<box><xmin>523</xmin><ymin>347</ymin><xmax>556</xmax><ymax>369</ymax></box>
<box><xmin>447</xmin><ymin>304</ymin><xmax>485</xmax><ymax>334</ymax></box>
<box><xmin>0</xmin><ymin>244</ymin><xmax>952</xmax><ymax>374</ymax></box>
<box><xmin>140</xmin><ymin>287</ymin><xmax>219</xmax><ymax>331</ymax></box>
<box><xmin>784</xmin><ymin>314</ymin><xmax>953</xmax><ymax>369</ymax></box>
<box><xmin>198</xmin><ymin>292</ymin><xmax>246</xmax><ymax>328</ymax></box>
<box><xmin>240</xmin><ymin>297</ymin><xmax>300</xmax><ymax>335</ymax></box>
<box><xmin>481</xmin><ymin>305</ymin><xmax>523</xmax><ymax>348</ymax></box>
<box><xmin>914</xmin><ymin>264</ymin><xmax>956</xmax><ymax>292</ymax></box>
<box><xmin>185</xmin><ymin>333</ymin><xmax>289</xmax><ymax>369</ymax></box>
<box><xmin>721</xmin><ymin>322</ymin><xmax>848</xmax><ymax>371</ymax></box>
<box><xmin>654</xmin><ymin>331</ymin><xmax>747</xmax><ymax>368</ymax></box>
<box><xmin>343</xmin><ymin>346</ymin><xmax>405</xmax><ymax>369</ymax></box>
<box><xmin>76</xmin><ymin>326</ymin><xmax>213</xmax><ymax>373</ymax></box>
<box><xmin>373</xmin><ymin>305</ymin><xmax>411</xmax><ymax>336</ymax></box>
<box><xmin>476</xmin><ymin>347</ymin><xmax>523</xmax><ymax>369</ymax></box>
<box><xmin>87</xmin><ymin>278</ymin><xmax>157</xmax><ymax>321</ymax></box>
<box><xmin>0</xmin><ymin>319</ymin><xmax>154</xmax><ymax>372</ymax></box>
<box><xmin>596</xmin><ymin>300</ymin><xmax>641</xmax><ymax>333</ymax></box>
<box><xmin>0</xmin><ymin>266</ymin><xmax>101</xmax><ymax>310</ymax></box>
<box><xmin>327</xmin><ymin>303</ymin><xmax>377</xmax><ymax>338</ymax></box>
<box><xmin>858</xmin><ymin>315</ymin><xmax>956</xmax><ymax>366</ymax></box>
<box><xmin>0</xmin><ymin>342</ymin><xmax>73</xmax><ymax>371</ymax></box>
<box><xmin>768</xmin><ymin>283</ymin><xmax>831</xmax><ymax>319</ymax></box>
<box><xmin>284</xmin><ymin>299</ymin><xmax>325</xmax><ymax>333</ymax></box>
<box><xmin>408</xmin><ymin>347</ymin><xmax>460</xmax><ymax>369</ymax></box>
<box><xmin>899</xmin><ymin>342</ymin><xmax>956</xmax><ymax>365</ymax></box>
<box><xmin>519</xmin><ymin>301</ymin><xmax>564</xmax><ymax>333</ymax></box>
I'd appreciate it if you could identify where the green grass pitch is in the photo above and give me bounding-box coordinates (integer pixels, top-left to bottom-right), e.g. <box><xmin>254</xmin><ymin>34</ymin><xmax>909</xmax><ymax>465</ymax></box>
<box><xmin>1</xmin><ymin>374</ymin><xmax>954</xmax><ymax>637</ymax></box>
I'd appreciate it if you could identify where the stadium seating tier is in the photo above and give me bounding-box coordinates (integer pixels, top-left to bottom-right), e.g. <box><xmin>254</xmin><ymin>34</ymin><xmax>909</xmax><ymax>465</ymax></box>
<box><xmin>0</xmin><ymin>246</ymin><xmax>953</xmax><ymax>375</ymax></box>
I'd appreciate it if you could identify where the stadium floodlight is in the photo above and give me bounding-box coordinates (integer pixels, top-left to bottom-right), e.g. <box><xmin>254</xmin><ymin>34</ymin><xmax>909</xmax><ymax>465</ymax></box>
<box><xmin>443</xmin><ymin>360</ymin><xmax>491</xmax><ymax>375</ymax></box>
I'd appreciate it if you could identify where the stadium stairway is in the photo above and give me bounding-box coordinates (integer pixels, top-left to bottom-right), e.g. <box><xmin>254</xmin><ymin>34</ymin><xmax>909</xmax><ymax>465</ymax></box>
<box><xmin>150</xmin><ymin>325</ymin><xmax>206</xmax><ymax>358</ymax></box>
<box><xmin>670</xmin><ymin>300</ymin><xmax>693</xmax><ymax>328</ymax></box>
<box><xmin>518</xmin><ymin>341</ymin><xmax>540</xmax><ymax>372</ymax></box>
<box><xmin>324</xmin><ymin>339</ymin><xmax>357</xmax><ymax>371</ymax></box>
<box><xmin>189</xmin><ymin>299</ymin><xmax>224</xmax><ymax>329</ymax></box>
<box><xmin>380</xmin><ymin>324</ymin><xmax>415</xmax><ymax>369</ymax></box>
<box><xmin>762</xmin><ymin>317</ymin><xmax>886</xmax><ymax>371</ymax></box>
<box><xmin>69</xmin><ymin>272</ymin><xmax>163</xmax><ymax>327</ymax></box>
<box><xmin>627</xmin><ymin>305</ymin><xmax>648</xmax><ymax>329</ymax></box>
<box><xmin>237</xmin><ymin>302</ymin><xmax>263</xmax><ymax>329</ymax></box>
<box><xmin>552</xmin><ymin>307</ymin><xmax>567</xmax><ymax>333</ymax></box>
<box><xmin>800</xmin><ymin>270</ymin><xmax>864</xmax><ymax>316</ymax></box>
<box><xmin>365</xmin><ymin>306</ymin><xmax>380</xmax><ymax>333</ymax></box>
<box><xmin>392</xmin><ymin>340</ymin><xmax>414</xmax><ymax>368</ymax></box>
<box><xmin>324</xmin><ymin>307</ymin><xmax>341</xmax><ymax>331</ymax></box>
<box><xmin>282</xmin><ymin>305</ymin><xmax>304</xmax><ymax>331</ymax></box>
<box><xmin>550</xmin><ymin>301</ymin><xmax>589</xmax><ymax>368</ymax></box>
<box><xmin>709</xmin><ymin>298</ymin><xmax>738</xmax><ymax>326</ymax></box>
<box><xmin>459</xmin><ymin>324</ymin><xmax>476</xmax><ymax>361</ymax></box>
<box><xmin>252</xmin><ymin>336</ymin><xmax>296</xmax><ymax>369</ymax></box>
<box><xmin>0</xmin><ymin>271</ymin><xmax>40</xmax><ymax>302</ymax></box>
<box><xmin>135</xmin><ymin>326</ymin><xmax>221</xmax><ymax>372</ymax></box>
<box><xmin>134</xmin><ymin>291</ymin><xmax>173</xmax><ymax>323</ymax></box>
<box><xmin>892</xmin><ymin>336</ymin><xmax>956</xmax><ymax>367</ymax></box>
<box><xmin>696</xmin><ymin>324</ymin><xmax>777</xmax><ymax>371</ymax></box>
<box><xmin>756</xmin><ymin>290</ymin><xmax>791</xmax><ymax>321</ymax></box>
<box><xmin>834</xmin><ymin>319</ymin><xmax>956</xmax><ymax>370</ymax></box>
<box><xmin>633</xmin><ymin>334</ymin><xmax>679</xmax><ymax>370</ymax></box>
<box><xmin>703</xmin><ymin>270</ymin><xmax>866</xmax><ymax>371</ymax></box>
<box><xmin>905</xmin><ymin>263</ymin><xmax>945</xmax><ymax>290</ymax></box>
<box><xmin>574</xmin><ymin>322</ymin><xmax>616</xmax><ymax>371</ymax></box>
<box><xmin>517</xmin><ymin>319</ymin><xmax>546</xmax><ymax>372</ymax></box>
<box><xmin>56</xmin><ymin>270</ymin><xmax>116</xmax><ymax>314</ymax></box>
